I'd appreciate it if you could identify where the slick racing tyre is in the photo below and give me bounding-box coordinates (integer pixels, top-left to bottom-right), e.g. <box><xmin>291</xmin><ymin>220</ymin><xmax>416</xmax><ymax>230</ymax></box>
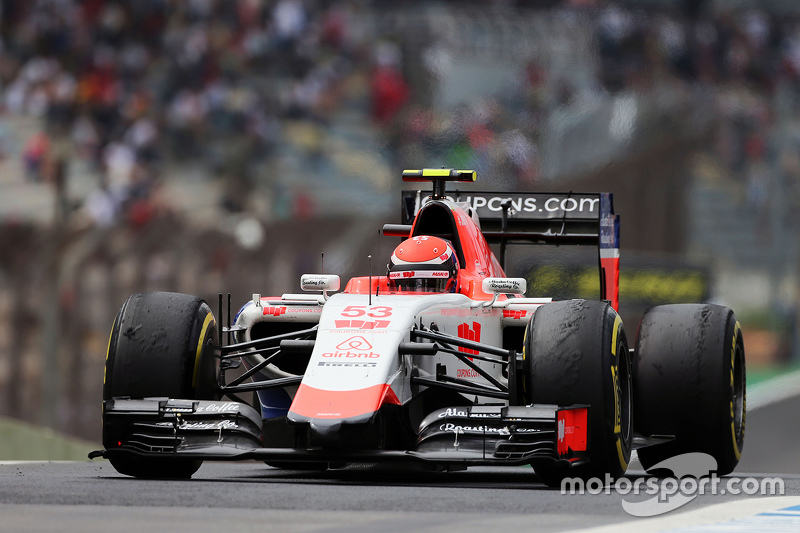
<box><xmin>523</xmin><ymin>300</ymin><xmax>632</xmax><ymax>488</ymax></box>
<box><xmin>633</xmin><ymin>304</ymin><xmax>745</xmax><ymax>476</ymax></box>
<box><xmin>103</xmin><ymin>292</ymin><xmax>219</xmax><ymax>479</ymax></box>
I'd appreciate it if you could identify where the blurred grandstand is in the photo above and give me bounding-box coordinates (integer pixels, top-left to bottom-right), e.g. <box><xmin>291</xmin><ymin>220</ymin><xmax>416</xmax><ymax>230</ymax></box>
<box><xmin>1</xmin><ymin>0</ymin><xmax>800</xmax><ymax>442</ymax></box>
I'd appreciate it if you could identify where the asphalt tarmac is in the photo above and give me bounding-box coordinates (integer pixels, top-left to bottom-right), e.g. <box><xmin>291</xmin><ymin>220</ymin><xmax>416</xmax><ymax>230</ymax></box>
<box><xmin>1</xmin><ymin>393</ymin><xmax>798</xmax><ymax>532</ymax></box>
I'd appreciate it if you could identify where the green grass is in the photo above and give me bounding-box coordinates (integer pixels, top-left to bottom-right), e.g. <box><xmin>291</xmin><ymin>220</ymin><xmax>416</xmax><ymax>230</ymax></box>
<box><xmin>0</xmin><ymin>416</ymin><xmax>100</xmax><ymax>461</ymax></box>
<box><xmin>748</xmin><ymin>362</ymin><xmax>800</xmax><ymax>388</ymax></box>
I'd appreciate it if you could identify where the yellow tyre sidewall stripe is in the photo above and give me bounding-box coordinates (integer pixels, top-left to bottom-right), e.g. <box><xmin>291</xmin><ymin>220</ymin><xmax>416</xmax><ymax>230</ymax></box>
<box><xmin>103</xmin><ymin>314</ymin><xmax>118</xmax><ymax>386</ymax></box>
<box><xmin>192</xmin><ymin>312</ymin><xmax>215</xmax><ymax>389</ymax></box>
<box><xmin>611</xmin><ymin>313</ymin><xmax>628</xmax><ymax>471</ymax></box>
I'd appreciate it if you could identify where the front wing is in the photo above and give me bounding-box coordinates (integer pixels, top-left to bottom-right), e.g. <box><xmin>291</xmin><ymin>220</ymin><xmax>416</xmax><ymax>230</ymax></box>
<box><xmin>93</xmin><ymin>398</ymin><xmax>590</xmax><ymax>468</ymax></box>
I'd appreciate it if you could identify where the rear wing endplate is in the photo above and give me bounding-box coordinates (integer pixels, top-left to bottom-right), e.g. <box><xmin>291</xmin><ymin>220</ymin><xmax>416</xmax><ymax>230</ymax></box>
<box><xmin>400</xmin><ymin>190</ymin><xmax>620</xmax><ymax>310</ymax></box>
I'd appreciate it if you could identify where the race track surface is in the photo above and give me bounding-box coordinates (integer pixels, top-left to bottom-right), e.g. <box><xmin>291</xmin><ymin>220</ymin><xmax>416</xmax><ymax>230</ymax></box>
<box><xmin>1</xmin><ymin>393</ymin><xmax>798</xmax><ymax>532</ymax></box>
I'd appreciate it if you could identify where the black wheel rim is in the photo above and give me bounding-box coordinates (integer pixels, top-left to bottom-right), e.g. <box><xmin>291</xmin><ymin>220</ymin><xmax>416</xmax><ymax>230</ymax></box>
<box><xmin>619</xmin><ymin>342</ymin><xmax>632</xmax><ymax>446</ymax></box>
<box><xmin>732</xmin><ymin>339</ymin><xmax>745</xmax><ymax>447</ymax></box>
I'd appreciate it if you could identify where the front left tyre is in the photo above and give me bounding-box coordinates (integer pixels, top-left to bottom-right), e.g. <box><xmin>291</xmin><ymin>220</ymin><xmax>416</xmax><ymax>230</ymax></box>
<box><xmin>103</xmin><ymin>291</ymin><xmax>219</xmax><ymax>478</ymax></box>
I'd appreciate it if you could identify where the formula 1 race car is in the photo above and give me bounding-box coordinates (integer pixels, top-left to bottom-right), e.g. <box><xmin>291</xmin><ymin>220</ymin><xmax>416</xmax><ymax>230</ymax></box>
<box><xmin>91</xmin><ymin>169</ymin><xmax>746</xmax><ymax>486</ymax></box>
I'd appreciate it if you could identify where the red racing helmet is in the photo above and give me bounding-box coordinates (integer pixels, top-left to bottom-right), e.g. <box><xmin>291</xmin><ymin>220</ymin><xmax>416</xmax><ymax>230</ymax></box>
<box><xmin>387</xmin><ymin>236</ymin><xmax>459</xmax><ymax>293</ymax></box>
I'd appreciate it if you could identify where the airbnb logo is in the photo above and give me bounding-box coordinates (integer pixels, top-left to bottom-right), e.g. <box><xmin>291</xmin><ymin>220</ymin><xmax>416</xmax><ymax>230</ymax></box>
<box><xmin>336</xmin><ymin>336</ymin><xmax>372</xmax><ymax>351</ymax></box>
<box><xmin>322</xmin><ymin>336</ymin><xmax>380</xmax><ymax>359</ymax></box>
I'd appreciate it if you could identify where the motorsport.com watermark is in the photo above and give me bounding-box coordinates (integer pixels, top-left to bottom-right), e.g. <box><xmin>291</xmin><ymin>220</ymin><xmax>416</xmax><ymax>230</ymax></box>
<box><xmin>560</xmin><ymin>453</ymin><xmax>785</xmax><ymax>517</ymax></box>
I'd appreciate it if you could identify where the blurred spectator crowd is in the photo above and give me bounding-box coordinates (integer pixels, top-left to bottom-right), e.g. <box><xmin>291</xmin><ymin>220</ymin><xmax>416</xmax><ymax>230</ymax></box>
<box><xmin>591</xmin><ymin>2</ymin><xmax>800</xmax><ymax>219</ymax></box>
<box><xmin>2</xmin><ymin>0</ymin><xmax>800</xmax><ymax>225</ymax></box>
<box><xmin>1</xmin><ymin>0</ymin><xmax>381</xmax><ymax>224</ymax></box>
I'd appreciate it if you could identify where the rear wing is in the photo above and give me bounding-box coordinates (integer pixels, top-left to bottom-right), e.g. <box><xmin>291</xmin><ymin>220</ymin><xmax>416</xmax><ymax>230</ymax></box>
<box><xmin>400</xmin><ymin>190</ymin><xmax>621</xmax><ymax>310</ymax></box>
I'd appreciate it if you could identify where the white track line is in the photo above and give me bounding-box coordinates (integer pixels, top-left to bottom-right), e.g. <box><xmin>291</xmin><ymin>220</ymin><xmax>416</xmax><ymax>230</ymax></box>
<box><xmin>0</xmin><ymin>461</ymin><xmax>78</xmax><ymax>465</ymax></box>
<box><xmin>747</xmin><ymin>368</ymin><xmax>800</xmax><ymax>411</ymax></box>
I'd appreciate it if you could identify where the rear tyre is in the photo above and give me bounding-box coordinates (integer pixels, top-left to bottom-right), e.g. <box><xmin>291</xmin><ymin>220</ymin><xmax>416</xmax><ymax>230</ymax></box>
<box><xmin>103</xmin><ymin>292</ymin><xmax>219</xmax><ymax>479</ymax></box>
<box><xmin>523</xmin><ymin>300</ymin><xmax>632</xmax><ymax>487</ymax></box>
<box><xmin>634</xmin><ymin>304</ymin><xmax>745</xmax><ymax>476</ymax></box>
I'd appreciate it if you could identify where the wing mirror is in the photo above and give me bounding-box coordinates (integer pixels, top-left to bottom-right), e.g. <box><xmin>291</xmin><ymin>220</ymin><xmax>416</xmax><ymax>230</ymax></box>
<box><xmin>300</xmin><ymin>274</ymin><xmax>340</xmax><ymax>300</ymax></box>
<box><xmin>481</xmin><ymin>277</ymin><xmax>526</xmax><ymax>306</ymax></box>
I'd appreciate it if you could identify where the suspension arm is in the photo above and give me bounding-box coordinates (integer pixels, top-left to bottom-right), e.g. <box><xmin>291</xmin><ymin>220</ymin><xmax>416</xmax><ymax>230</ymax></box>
<box><xmin>220</xmin><ymin>326</ymin><xmax>318</xmax><ymax>354</ymax></box>
<box><xmin>412</xmin><ymin>376</ymin><xmax>509</xmax><ymax>400</ymax></box>
<box><xmin>219</xmin><ymin>375</ymin><xmax>303</xmax><ymax>395</ymax></box>
<box><xmin>442</xmin><ymin>347</ymin><xmax>507</xmax><ymax>392</ymax></box>
<box><xmin>226</xmin><ymin>348</ymin><xmax>284</xmax><ymax>387</ymax></box>
<box><xmin>411</xmin><ymin>329</ymin><xmax>512</xmax><ymax>359</ymax></box>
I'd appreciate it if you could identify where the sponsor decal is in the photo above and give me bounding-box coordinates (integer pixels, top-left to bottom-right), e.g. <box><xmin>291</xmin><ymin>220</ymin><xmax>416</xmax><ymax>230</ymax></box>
<box><xmin>336</xmin><ymin>336</ymin><xmax>372</xmax><ymax>350</ymax></box>
<box><xmin>157</xmin><ymin>420</ymin><xmax>239</xmax><ymax>430</ymax></box>
<box><xmin>486</xmin><ymin>279</ymin><xmax>523</xmax><ymax>293</ymax></box>
<box><xmin>319</xmin><ymin>361</ymin><xmax>377</xmax><ymax>368</ymax></box>
<box><xmin>440</xmin><ymin>423</ymin><xmax>510</xmax><ymax>435</ymax></box>
<box><xmin>321</xmin><ymin>351</ymin><xmax>380</xmax><ymax>359</ymax></box>
<box><xmin>300</xmin><ymin>274</ymin><xmax>340</xmax><ymax>291</ymax></box>
<box><xmin>437</xmin><ymin>408</ymin><xmax>501</xmax><ymax>419</ymax></box>
<box><xmin>162</xmin><ymin>405</ymin><xmax>194</xmax><ymax>413</ymax></box>
<box><xmin>263</xmin><ymin>306</ymin><xmax>287</xmax><ymax>317</ymax></box>
<box><xmin>503</xmin><ymin>309</ymin><xmax>528</xmax><ymax>320</ymax></box>
<box><xmin>322</xmin><ymin>338</ymin><xmax>380</xmax><ymax>359</ymax></box>
<box><xmin>454</xmin><ymin>195</ymin><xmax>599</xmax><ymax>215</ymax></box>
<box><xmin>457</xmin><ymin>368</ymin><xmax>479</xmax><ymax>378</ymax></box>
<box><xmin>196</xmin><ymin>402</ymin><xmax>240</xmax><ymax>413</ymax></box>
<box><xmin>180</xmin><ymin>420</ymin><xmax>239</xmax><ymax>430</ymax></box>
<box><xmin>334</xmin><ymin>319</ymin><xmax>391</xmax><ymax>329</ymax></box>
<box><xmin>457</xmin><ymin>322</ymin><xmax>481</xmax><ymax>356</ymax></box>
<box><xmin>401</xmin><ymin>192</ymin><xmax>603</xmax><ymax>224</ymax></box>
<box><xmin>389</xmin><ymin>271</ymin><xmax>448</xmax><ymax>279</ymax></box>
<box><xmin>438</xmin><ymin>408</ymin><xmax>469</xmax><ymax>418</ymax></box>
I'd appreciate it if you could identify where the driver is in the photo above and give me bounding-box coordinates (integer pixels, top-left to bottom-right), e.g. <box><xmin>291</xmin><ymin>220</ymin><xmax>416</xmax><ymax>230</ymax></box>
<box><xmin>387</xmin><ymin>236</ymin><xmax>459</xmax><ymax>292</ymax></box>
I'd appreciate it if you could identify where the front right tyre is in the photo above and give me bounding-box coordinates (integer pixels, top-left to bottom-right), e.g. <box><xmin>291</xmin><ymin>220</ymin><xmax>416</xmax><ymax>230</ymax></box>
<box><xmin>103</xmin><ymin>291</ymin><xmax>219</xmax><ymax>479</ymax></box>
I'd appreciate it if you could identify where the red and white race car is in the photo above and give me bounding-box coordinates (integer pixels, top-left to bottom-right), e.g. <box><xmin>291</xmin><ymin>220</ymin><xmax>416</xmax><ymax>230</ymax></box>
<box><xmin>93</xmin><ymin>169</ymin><xmax>745</xmax><ymax>485</ymax></box>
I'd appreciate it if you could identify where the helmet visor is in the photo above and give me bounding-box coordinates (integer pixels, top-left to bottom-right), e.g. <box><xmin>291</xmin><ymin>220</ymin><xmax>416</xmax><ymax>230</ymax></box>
<box><xmin>388</xmin><ymin>270</ymin><xmax>455</xmax><ymax>293</ymax></box>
